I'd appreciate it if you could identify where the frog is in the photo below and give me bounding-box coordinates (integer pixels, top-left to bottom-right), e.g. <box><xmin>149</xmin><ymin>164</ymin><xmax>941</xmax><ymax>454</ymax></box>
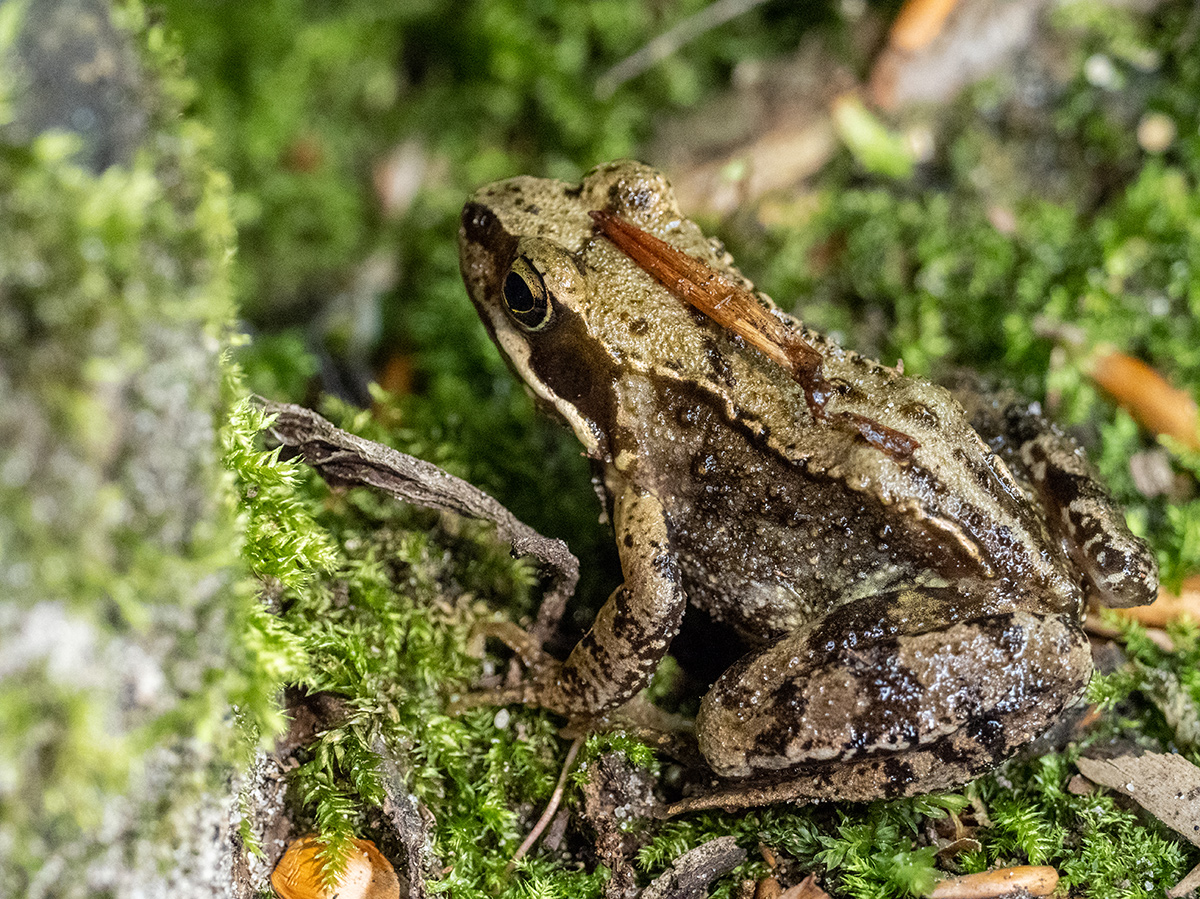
<box><xmin>457</xmin><ymin>160</ymin><xmax>1158</xmax><ymax>809</ymax></box>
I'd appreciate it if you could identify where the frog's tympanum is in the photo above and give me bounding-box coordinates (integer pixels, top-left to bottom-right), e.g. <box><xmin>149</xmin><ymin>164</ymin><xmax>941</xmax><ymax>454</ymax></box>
<box><xmin>457</xmin><ymin>161</ymin><xmax>1157</xmax><ymax>806</ymax></box>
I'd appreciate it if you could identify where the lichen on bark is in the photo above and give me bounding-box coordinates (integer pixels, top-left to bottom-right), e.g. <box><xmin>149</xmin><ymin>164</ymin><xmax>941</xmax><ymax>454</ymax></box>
<box><xmin>0</xmin><ymin>1</ymin><xmax>268</xmax><ymax>894</ymax></box>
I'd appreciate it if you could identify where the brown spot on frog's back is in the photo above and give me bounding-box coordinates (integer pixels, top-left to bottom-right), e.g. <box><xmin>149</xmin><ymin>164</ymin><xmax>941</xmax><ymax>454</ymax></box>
<box><xmin>897</xmin><ymin>400</ymin><xmax>939</xmax><ymax>427</ymax></box>
<box><xmin>704</xmin><ymin>338</ymin><xmax>737</xmax><ymax>387</ymax></box>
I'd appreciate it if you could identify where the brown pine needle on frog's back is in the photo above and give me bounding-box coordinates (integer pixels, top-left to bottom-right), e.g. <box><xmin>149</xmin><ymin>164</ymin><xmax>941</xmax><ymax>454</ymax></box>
<box><xmin>589</xmin><ymin>210</ymin><xmax>920</xmax><ymax>460</ymax></box>
<box><xmin>589</xmin><ymin>210</ymin><xmax>825</xmax><ymax>392</ymax></box>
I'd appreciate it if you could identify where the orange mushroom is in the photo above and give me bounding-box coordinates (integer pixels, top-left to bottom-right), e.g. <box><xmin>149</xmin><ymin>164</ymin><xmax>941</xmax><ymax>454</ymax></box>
<box><xmin>271</xmin><ymin>835</ymin><xmax>399</xmax><ymax>899</ymax></box>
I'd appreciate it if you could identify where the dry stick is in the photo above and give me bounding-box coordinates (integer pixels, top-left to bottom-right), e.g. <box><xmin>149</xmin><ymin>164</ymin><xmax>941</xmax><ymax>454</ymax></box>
<box><xmin>506</xmin><ymin>737</ymin><xmax>585</xmax><ymax>874</ymax></box>
<box><xmin>929</xmin><ymin>866</ymin><xmax>1058</xmax><ymax>899</ymax></box>
<box><xmin>595</xmin><ymin>0</ymin><xmax>771</xmax><ymax>98</ymax></box>
<box><xmin>261</xmin><ymin>400</ymin><xmax>579</xmax><ymax>643</ymax></box>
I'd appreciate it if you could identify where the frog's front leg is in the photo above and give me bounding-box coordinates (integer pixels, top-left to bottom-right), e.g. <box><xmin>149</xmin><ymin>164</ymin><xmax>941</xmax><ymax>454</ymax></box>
<box><xmin>495</xmin><ymin>484</ymin><xmax>686</xmax><ymax>720</ymax></box>
<box><xmin>694</xmin><ymin>584</ymin><xmax>1091</xmax><ymax>800</ymax></box>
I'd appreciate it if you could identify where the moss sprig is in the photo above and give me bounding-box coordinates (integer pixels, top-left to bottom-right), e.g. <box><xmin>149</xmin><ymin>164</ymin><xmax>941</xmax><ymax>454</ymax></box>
<box><xmin>966</xmin><ymin>755</ymin><xmax>1191</xmax><ymax>894</ymax></box>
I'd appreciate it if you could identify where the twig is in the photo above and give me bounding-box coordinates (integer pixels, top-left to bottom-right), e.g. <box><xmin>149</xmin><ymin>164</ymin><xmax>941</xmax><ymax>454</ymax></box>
<box><xmin>641</xmin><ymin>836</ymin><xmax>747</xmax><ymax>899</ymax></box>
<box><xmin>930</xmin><ymin>866</ymin><xmax>1058</xmax><ymax>898</ymax></box>
<box><xmin>596</xmin><ymin>0</ymin><xmax>771</xmax><ymax>99</ymax></box>
<box><xmin>1169</xmin><ymin>859</ymin><xmax>1200</xmax><ymax>898</ymax></box>
<box><xmin>506</xmin><ymin>737</ymin><xmax>584</xmax><ymax>874</ymax></box>
<box><xmin>259</xmin><ymin>400</ymin><xmax>579</xmax><ymax>642</ymax></box>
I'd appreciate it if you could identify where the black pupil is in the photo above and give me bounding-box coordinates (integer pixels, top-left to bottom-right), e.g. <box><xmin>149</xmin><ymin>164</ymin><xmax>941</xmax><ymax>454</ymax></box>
<box><xmin>503</xmin><ymin>271</ymin><xmax>536</xmax><ymax>313</ymax></box>
<box><xmin>503</xmin><ymin>268</ymin><xmax>550</xmax><ymax>329</ymax></box>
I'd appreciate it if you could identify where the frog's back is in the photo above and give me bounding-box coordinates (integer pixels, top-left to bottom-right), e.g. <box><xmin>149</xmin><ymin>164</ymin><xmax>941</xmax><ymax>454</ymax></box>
<box><xmin>615</xmin><ymin>341</ymin><xmax>1081</xmax><ymax>642</ymax></box>
<box><xmin>460</xmin><ymin>160</ymin><xmax>1088</xmax><ymax>639</ymax></box>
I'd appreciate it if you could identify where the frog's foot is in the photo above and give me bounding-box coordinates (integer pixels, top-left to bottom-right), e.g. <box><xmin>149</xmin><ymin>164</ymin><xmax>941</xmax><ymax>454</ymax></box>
<box><xmin>448</xmin><ymin>620</ymin><xmax>563</xmax><ymax>714</ymax></box>
<box><xmin>564</xmin><ymin>694</ymin><xmax>706</xmax><ymax>769</ymax></box>
<box><xmin>448</xmin><ymin>683</ymin><xmax>542</xmax><ymax>714</ymax></box>
<box><xmin>693</xmin><ymin>588</ymin><xmax>1093</xmax><ymax>802</ymax></box>
<box><xmin>948</xmin><ymin>374</ymin><xmax>1158</xmax><ymax>608</ymax></box>
<box><xmin>450</xmin><ymin>619</ymin><xmax>629</xmax><ymax>723</ymax></box>
<box><xmin>474</xmin><ymin>619</ymin><xmax>555</xmax><ymax>668</ymax></box>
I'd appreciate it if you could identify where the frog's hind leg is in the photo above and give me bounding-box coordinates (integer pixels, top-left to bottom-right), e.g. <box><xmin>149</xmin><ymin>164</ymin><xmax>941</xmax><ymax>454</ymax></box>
<box><xmin>949</xmin><ymin>375</ymin><xmax>1157</xmax><ymax>609</ymax></box>
<box><xmin>692</xmin><ymin>585</ymin><xmax>1092</xmax><ymax>803</ymax></box>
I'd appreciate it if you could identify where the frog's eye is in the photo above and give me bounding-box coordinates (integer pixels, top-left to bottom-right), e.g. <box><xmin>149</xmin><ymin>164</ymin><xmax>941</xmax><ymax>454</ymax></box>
<box><xmin>502</xmin><ymin>257</ymin><xmax>554</xmax><ymax>331</ymax></box>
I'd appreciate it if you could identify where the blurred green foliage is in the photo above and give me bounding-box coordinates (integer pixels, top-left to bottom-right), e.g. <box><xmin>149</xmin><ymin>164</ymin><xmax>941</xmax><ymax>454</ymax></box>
<box><xmin>155</xmin><ymin>0</ymin><xmax>832</xmax><ymax>316</ymax></box>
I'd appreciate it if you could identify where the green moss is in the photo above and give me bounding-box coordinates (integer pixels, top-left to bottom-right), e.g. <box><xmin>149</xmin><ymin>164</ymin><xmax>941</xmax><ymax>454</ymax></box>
<box><xmin>579</xmin><ymin>731</ymin><xmax>660</xmax><ymax>779</ymax></box>
<box><xmin>969</xmin><ymin>757</ymin><xmax>1189</xmax><ymax>896</ymax></box>
<box><xmin>630</xmin><ymin>795</ymin><xmax>966</xmax><ymax>898</ymax></box>
<box><xmin>263</xmin><ymin>480</ymin><xmax>581</xmax><ymax>894</ymax></box>
<box><xmin>155</xmin><ymin>0</ymin><xmax>829</xmax><ymax>322</ymax></box>
<box><xmin>226</xmin><ymin>396</ymin><xmax>582</xmax><ymax>893</ymax></box>
<box><xmin>624</xmin><ymin>762</ymin><xmax>1192</xmax><ymax>898</ymax></box>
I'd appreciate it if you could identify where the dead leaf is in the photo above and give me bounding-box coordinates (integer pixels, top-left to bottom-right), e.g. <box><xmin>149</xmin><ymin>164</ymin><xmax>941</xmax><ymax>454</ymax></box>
<box><xmin>1067</xmin><ymin>774</ymin><xmax>1093</xmax><ymax>795</ymax></box>
<box><xmin>1076</xmin><ymin>752</ymin><xmax>1200</xmax><ymax>848</ymax></box>
<box><xmin>935</xmin><ymin>836</ymin><xmax>983</xmax><ymax>862</ymax></box>
<box><xmin>755</xmin><ymin>876</ymin><xmax>783</xmax><ymax>899</ymax></box>
<box><xmin>271</xmin><ymin>836</ymin><xmax>399</xmax><ymax>899</ymax></box>
<box><xmin>870</xmin><ymin>0</ymin><xmax>1053</xmax><ymax>109</ymax></box>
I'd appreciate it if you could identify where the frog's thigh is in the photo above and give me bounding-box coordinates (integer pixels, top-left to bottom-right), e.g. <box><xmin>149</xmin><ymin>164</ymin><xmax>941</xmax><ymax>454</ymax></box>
<box><xmin>546</xmin><ymin>486</ymin><xmax>685</xmax><ymax>717</ymax></box>
<box><xmin>695</xmin><ymin>599</ymin><xmax>1091</xmax><ymax>783</ymax></box>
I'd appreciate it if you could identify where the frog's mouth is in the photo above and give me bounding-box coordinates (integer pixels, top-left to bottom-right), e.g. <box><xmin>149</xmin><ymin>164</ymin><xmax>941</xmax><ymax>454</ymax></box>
<box><xmin>482</xmin><ymin>301</ymin><xmax>619</xmax><ymax>466</ymax></box>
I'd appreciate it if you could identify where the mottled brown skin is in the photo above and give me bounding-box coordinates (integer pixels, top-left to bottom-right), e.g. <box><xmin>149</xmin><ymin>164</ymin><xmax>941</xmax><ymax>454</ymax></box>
<box><xmin>457</xmin><ymin>161</ymin><xmax>1158</xmax><ymax>806</ymax></box>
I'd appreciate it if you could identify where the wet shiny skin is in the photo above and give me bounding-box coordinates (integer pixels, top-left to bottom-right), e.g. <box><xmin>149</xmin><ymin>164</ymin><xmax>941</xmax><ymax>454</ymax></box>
<box><xmin>458</xmin><ymin>161</ymin><xmax>1157</xmax><ymax>802</ymax></box>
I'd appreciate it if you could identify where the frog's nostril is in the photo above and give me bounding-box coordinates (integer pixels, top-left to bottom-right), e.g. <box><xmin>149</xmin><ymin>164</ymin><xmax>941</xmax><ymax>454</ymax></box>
<box><xmin>460</xmin><ymin>201</ymin><xmax>496</xmax><ymax>238</ymax></box>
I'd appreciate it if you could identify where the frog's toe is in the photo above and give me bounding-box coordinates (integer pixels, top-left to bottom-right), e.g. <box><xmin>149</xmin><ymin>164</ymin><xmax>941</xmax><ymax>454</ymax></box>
<box><xmin>448</xmin><ymin>655</ymin><xmax>571</xmax><ymax>715</ymax></box>
<box><xmin>473</xmin><ymin>618</ymin><xmax>555</xmax><ymax>666</ymax></box>
<box><xmin>451</xmin><ymin>620</ymin><xmax>570</xmax><ymax>715</ymax></box>
<box><xmin>447</xmin><ymin>685</ymin><xmax>532</xmax><ymax>716</ymax></box>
